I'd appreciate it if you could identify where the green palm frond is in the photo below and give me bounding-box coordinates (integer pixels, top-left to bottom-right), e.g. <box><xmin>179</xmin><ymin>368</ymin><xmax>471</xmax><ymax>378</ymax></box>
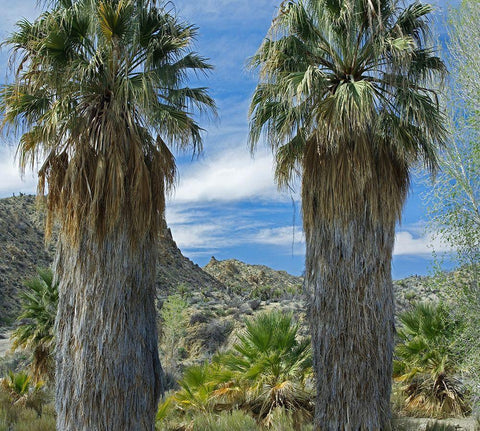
<box><xmin>393</xmin><ymin>302</ymin><xmax>469</xmax><ymax>417</ymax></box>
<box><xmin>249</xmin><ymin>0</ymin><xmax>446</xmax><ymax>221</ymax></box>
<box><xmin>1</xmin><ymin>0</ymin><xmax>216</xmax><ymax>243</ymax></box>
<box><xmin>11</xmin><ymin>268</ymin><xmax>58</xmax><ymax>383</ymax></box>
<box><xmin>216</xmin><ymin>311</ymin><xmax>313</xmax><ymax>424</ymax></box>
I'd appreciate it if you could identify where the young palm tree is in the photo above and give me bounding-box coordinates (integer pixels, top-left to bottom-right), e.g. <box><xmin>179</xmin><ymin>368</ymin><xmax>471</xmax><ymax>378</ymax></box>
<box><xmin>1</xmin><ymin>1</ymin><xmax>215</xmax><ymax>429</ymax></box>
<box><xmin>217</xmin><ymin>312</ymin><xmax>313</xmax><ymax>427</ymax></box>
<box><xmin>249</xmin><ymin>0</ymin><xmax>446</xmax><ymax>428</ymax></box>
<box><xmin>11</xmin><ymin>268</ymin><xmax>58</xmax><ymax>383</ymax></box>
<box><xmin>393</xmin><ymin>302</ymin><xmax>469</xmax><ymax>417</ymax></box>
<box><xmin>172</xmin><ymin>312</ymin><xmax>312</xmax><ymax>427</ymax></box>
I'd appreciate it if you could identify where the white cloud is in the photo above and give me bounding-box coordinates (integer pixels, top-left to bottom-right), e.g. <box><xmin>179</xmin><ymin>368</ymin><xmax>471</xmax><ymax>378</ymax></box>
<box><xmin>0</xmin><ymin>148</ymin><xmax>37</xmax><ymax>197</ymax></box>
<box><xmin>393</xmin><ymin>230</ymin><xmax>453</xmax><ymax>256</ymax></box>
<box><xmin>252</xmin><ymin>225</ymin><xmax>305</xmax><ymax>246</ymax></box>
<box><xmin>170</xmin><ymin>146</ymin><xmax>287</xmax><ymax>203</ymax></box>
<box><xmin>169</xmin><ymin>222</ymin><xmax>226</xmax><ymax>250</ymax></box>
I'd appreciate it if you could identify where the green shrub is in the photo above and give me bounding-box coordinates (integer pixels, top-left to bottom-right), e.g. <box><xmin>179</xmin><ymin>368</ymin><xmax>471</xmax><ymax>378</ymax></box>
<box><xmin>249</xmin><ymin>285</ymin><xmax>282</xmax><ymax>301</ymax></box>
<box><xmin>0</xmin><ymin>371</ymin><xmax>50</xmax><ymax>418</ymax></box>
<box><xmin>191</xmin><ymin>410</ymin><xmax>257</xmax><ymax>430</ymax></box>
<box><xmin>173</xmin><ymin>311</ymin><xmax>313</xmax><ymax>428</ymax></box>
<box><xmin>393</xmin><ymin>302</ymin><xmax>470</xmax><ymax>417</ymax></box>
<box><xmin>159</xmin><ymin>294</ymin><xmax>189</xmax><ymax>385</ymax></box>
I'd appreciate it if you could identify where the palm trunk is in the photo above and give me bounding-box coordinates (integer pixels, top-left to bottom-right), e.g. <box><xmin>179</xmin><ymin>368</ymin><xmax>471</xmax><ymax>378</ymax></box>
<box><xmin>303</xmin><ymin>143</ymin><xmax>406</xmax><ymax>430</ymax></box>
<box><xmin>54</xmin><ymin>221</ymin><xmax>163</xmax><ymax>430</ymax></box>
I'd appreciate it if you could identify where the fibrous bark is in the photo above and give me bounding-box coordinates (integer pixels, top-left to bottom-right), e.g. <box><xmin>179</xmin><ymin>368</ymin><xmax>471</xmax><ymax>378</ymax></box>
<box><xmin>54</xmin><ymin>221</ymin><xmax>163</xmax><ymax>430</ymax></box>
<box><xmin>304</xmin><ymin>142</ymin><xmax>406</xmax><ymax>430</ymax></box>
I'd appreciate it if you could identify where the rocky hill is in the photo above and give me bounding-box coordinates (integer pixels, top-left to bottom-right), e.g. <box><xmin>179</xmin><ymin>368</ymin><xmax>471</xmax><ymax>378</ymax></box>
<box><xmin>0</xmin><ymin>195</ymin><xmax>227</xmax><ymax>325</ymax></box>
<box><xmin>203</xmin><ymin>257</ymin><xmax>304</xmax><ymax>299</ymax></box>
<box><xmin>0</xmin><ymin>195</ymin><xmax>444</xmax><ymax>327</ymax></box>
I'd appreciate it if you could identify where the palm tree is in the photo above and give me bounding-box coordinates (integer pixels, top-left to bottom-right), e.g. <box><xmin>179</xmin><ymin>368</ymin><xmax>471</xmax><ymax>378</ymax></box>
<box><xmin>249</xmin><ymin>0</ymin><xmax>446</xmax><ymax>428</ymax></box>
<box><xmin>393</xmin><ymin>302</ymin><xmax>469</xmax><ymax>417</ymax></box>
<box><xmin>1</xmin><ymin>1</ymin><xmax>215</xmax><ymax>429</ymax></box>
<box><xmin>11</xmin><ymin>268</ymin><xmax>58</xmax><ymax>383</ymax></box>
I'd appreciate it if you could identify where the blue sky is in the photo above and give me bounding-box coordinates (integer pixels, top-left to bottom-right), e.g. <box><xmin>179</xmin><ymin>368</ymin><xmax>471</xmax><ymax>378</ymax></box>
<box><xmin>0</xmin><ymin>0</ymin><xmax>460</xmax><ymax>279</ymax></box>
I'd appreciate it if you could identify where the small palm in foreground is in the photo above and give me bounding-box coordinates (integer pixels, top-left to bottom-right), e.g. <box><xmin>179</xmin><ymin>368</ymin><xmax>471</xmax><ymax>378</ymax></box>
<box><xmin>11</xmin><ymin>268</ymin><xmax>58</xmax><ymax>383</ymax></box>
<box><xmin>174</xmin><ymin>362</ymin><xmax>222</xmax><ymax>414</ymax></box>
<box><xmin>172</xmin><ymin>311</ymin><xmax>313</xmax><ymax>428</ymax></box>
<box><xmin>393</xmin><ymin>302</ymin><xmax>469</xmax><ymax>417</ymax></box>
<box><xmin>217</xmin><ymin>312</ymin><xmax>313</xmax><ymax>426</ymax></box>
<box><xmin>0</xmin><ymin>371</ymin><xmax>47</xmax><ymax>417</ymax></box>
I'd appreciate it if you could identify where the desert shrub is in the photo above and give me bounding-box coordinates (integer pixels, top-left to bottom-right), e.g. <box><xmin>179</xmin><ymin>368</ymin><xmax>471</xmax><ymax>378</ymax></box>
<box><xmin>159</xmin><ymin>294</ymin><xmax>189</xmax><ymax>384</ymax></box>
<box><xmin>224</xmin><ymin>261</ymin><xmax>239</xmax><ymax>276</ymax></box>
<box><xmin>190</xmin><ymin>319</ymin><xmax>234</xmax><ymax>354</ymax></box>
<box><xmin>249</xmin><ymin>285</ymin><xmax>282</xmax><ymax>301</ymax></box>
<box><xmin>0</xmin><ymin>371</ymin><xmax>50</xmax><ymax>418</ymax></box>
<box><xmin>9</xmin><ymin>406</ymin><xmax>55</xmax><ymax>431</ymax></box>
<box><xmin>393</xmin><ymin>302</ymin><xmax>470</xmax><ymax>417</ymax></box>
<box><xmin>268</xmin><ymin>408</ymin><xmax>313</xmax><ymax>431</ymax></box>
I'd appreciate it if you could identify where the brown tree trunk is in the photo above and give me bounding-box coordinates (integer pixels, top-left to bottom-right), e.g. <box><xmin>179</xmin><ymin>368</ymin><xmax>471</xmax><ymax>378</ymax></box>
<box><xmin>303</xmin><ymin>143</ymin><xmax>405</xmax><ymax>430</ymax></box>
<box><xmin>54</xmin><ymin>221</ymin><xmax>163</xmax><ymax>430</ymax></box>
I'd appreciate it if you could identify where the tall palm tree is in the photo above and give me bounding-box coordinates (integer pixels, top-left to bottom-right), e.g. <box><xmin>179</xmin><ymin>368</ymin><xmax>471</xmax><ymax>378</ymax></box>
<box><xmin>11</xmin><ymin>268</ymin><xmax>58</xmax><ymax>383</ymax></box>
<box><xmin>1</xmin><ymin>1</ymin><xmax>215</xmax><ymax>429</ymax></box>
<box><xmin>249</xmin><ymin>0</ymin><xmax>446</xmax><ymax>428</ymax></box>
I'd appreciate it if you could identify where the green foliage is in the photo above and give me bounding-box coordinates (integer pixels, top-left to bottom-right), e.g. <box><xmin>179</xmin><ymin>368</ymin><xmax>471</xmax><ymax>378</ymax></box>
<box><xmin>249</xmin><ymin>0</ymin><xmax>446</xmax><ymax>193</ymax></box>
<box><xmin>0</xmin><ymin>401</ymin><xmax>55</xmax><ymax>431</ymax></box>
<box><xmin>11</xmin><ymin>268</ymin><xmax>57</xmax><ymax>383</ymax></box>
<box><xmin>159</xmin><ymin>294</ymin><xmax>189</xmax><ymax>384</ymax></box>
<box><xmin>174</xmin><ymin>362</ymin><xmax>222</xmax><ymax>413</ymax></box>
<box><xmin>393</xmin><ymin>302</ymin><xmax>469</xmax><ymax>417</ymax></box>
<box><xmin>0</xmin><ymin>0</ymin><xmax>216</xmax><ymax>243</ymax></box>
<box><xmin>425</xmin><ymin>0</ymin><xmax>480</xmax><ymax>413</ymax></box>
<box><xmin>189</xmin><ymin>410</ymin><xmax>258</xmax><ymax>431</ymax></box>
<box><xmin>172</xmin><ymin>311</ymin><xmax>313</xmax><ymax>428</ymax></box>
<box><xmin>249</xmin><ymin>285</ymin><xmax>283</xmax><ymax>301</ymax></box>
<box><xmin>0</xmin><ymin>371</ymin><xmax>49</xmax><ymax>420</ymax></box>
<box><xmin>1</xmin><ymin>372</ymin><xmax>33</xmax><ymax>399</ymax></box>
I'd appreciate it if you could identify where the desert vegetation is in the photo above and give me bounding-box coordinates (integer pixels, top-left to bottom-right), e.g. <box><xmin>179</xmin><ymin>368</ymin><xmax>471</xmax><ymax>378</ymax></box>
<box><xmin>0</xmin><ymin>0</ymin><xmax>478</xmax><ymax>429</ymax></box>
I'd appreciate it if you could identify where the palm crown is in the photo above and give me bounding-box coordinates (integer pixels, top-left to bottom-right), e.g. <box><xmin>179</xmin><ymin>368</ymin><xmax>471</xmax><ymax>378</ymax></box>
<box><xmin>1</xmin><ymin>0</ymin><xmax>215</xmax><ymax>241</ymax></box>
<box><xmin>249</xmin><ymin>0</ymin><xmax>446</xmax><ymax>226</ymax></box>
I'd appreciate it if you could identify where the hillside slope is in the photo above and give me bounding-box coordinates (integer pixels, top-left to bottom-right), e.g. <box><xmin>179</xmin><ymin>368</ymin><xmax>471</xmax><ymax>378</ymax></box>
<box><xmin>0</xmin><ymin>195</ymin><xmax>226</xmax><ymax>324</ymax></box>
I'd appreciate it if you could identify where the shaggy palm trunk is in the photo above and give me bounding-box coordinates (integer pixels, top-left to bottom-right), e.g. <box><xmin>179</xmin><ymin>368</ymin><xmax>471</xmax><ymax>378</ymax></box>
<box><xmin>54</xmin><ymin>221</ymin><xmax>163</xmax><ymax>430</ymax></box>
<box><xmin>304</xmin><ymin>143</ymin><xmax>406</xmax><ymax>430</ymax></box>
